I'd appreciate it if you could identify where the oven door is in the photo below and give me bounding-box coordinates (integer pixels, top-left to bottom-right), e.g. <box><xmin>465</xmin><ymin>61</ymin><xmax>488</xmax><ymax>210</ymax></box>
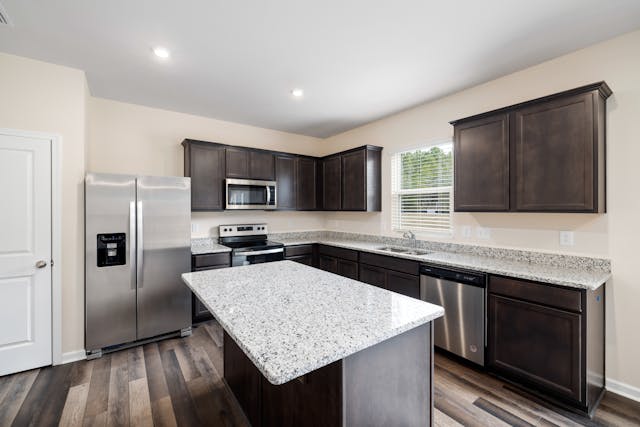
<box><xmin>226</xmin><ymin>179</ymin><xmax>277</xmax><ymax>210</ymax></box>
<box><xmin>232</xmin><ymin>248</ymin><xmax>284</xmax><ymax>266</ymax></box>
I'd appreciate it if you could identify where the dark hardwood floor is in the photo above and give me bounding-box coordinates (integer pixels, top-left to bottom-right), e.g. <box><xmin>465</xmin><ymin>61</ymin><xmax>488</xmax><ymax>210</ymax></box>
<box><xmin>0</xmin><ymin>320</ymin><xmax>638</xmax><ymax>426</ymax></box>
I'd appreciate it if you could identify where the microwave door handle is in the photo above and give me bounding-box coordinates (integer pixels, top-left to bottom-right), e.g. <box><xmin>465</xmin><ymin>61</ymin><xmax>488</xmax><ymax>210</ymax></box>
<box><xmin>266</xmin><ymin>186</ymin><xmax>271</xmax><ymax>205</ymax></box>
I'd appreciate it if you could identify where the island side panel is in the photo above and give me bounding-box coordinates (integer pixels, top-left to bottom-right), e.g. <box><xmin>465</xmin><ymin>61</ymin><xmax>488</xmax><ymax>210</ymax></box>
<box><xmin>342</xmin><ymin>322</ymin><xmax>433</xmax><ymax>427</ymax></box>
<box><xmin>224</xmin><ymin>332</ymin><xmax>262</xmax><ymax>427</ymax></box>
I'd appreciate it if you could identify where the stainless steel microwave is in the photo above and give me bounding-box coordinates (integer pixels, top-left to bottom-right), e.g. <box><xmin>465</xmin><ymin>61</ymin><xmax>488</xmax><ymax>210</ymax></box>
<box><xmin>225</xmin><ymin>179</ymin><xmax>277</xmax><ymax>210</ymax></box>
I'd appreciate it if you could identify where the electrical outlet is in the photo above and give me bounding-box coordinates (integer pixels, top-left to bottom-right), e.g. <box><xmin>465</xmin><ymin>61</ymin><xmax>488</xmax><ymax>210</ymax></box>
<box><xmin>559</xmin><ymin>231</ymin><xmax>575</xmax><ymax>246</ymax></box>
<box><xmin>191</xmin><ymin>223</ymin><xmax>199</xmax><ymax>233</ymax></box>
<box><xmin>460</xmin><ymin>226</ymin><xmax>472</xmax><ymax>238</ymax></box>
<box><xmin>476</xmin><ymin>227</ymin><xmax>491</xmax><ymax>240</ymax></box>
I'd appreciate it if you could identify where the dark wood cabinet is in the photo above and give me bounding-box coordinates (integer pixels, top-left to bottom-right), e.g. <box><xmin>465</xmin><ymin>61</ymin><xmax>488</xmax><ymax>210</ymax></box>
<box><xmin>451</xmin><ymin>82</ymin><xmax>611</xmax><ymax>213</ymax></box>
<box><xmin>225</xmin><ymin>147</ymin><xmax>250</xmax><ymax>178</ymax></box>
<box><xmin>224</xmin><ymin>332</ymin><xmax>262</xmax><ymax>427</ymax></box>
<box><xmin>275</xmin><ymin>155</ymin><xmax>296</xmax><ymax>209</ymax></box>
<box><xmin>191</xmin><ymin>252</ymin><xmax>231</xmax><ymax>322</ymax></box>
<box><xmin>182</xmin><ymin>140</ymin><xmax>225</xmax><ymax>211</ymax></box>
<box><xmin>285</xmin><ymin>245</ymin><xmax>316</xmax><ymax>267</ymax></box>
<box><xmin>453</xmin><ymin>114</ymin><xmax>510</xmax><ymax>211</ymax></box>
<box><xmin>296</xmin><ymin>157</ymin><xmax>317</xmax><ymax>210</ymax></box>
<box><xmin>513</xmin><ymin>91</ymin><xmax>604</xmax><ymax>212</ymax></box>
<box><xmin>322</xmin><ymin>155</ymin><xmax>342</xmax><ymax>210</ymax></box>
<box><xmin>261</xmin><ymin>361</ymin><xmax>342</xmax><ymax>427</ymax></box>
<box><xmin>359</xmin><ymin>256</ymin><xmax>420</xmax><ymax>299</ymax></box>
<box><xmin>487</xmin><ymin>275</ymin><xmax>605</xmax><ymax>415</ymax></box>
<box><xmin>341</xmin><ymin>146</ymin><xmax>381</xmax><ymax>211</ymax></box>
<box><xmin>250</xmin><ymin>150</ymin><xmax>275</xmax><ymax>180</ymax></box>
<box><xmin>317</xmin><ymin>245</ymin><xmax>358</xmax><ymax>280</ymax></box>
<box><xmin>183</xmin><ymin>139</ymin><xmax>381</xmax><ymax>212</ymax></box>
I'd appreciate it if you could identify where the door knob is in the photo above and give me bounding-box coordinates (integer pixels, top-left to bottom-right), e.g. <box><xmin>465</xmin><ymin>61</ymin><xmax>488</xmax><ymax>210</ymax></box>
<box><xmin>35</xmin><ymin>260</ymin><xmax>47</xmax><ymax>269</ymax></box>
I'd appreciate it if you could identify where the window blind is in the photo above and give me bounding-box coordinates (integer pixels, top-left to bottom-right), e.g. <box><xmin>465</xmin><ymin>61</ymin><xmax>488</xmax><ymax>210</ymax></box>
<box><xmin>391</xmin><ymin>142</ymin><xmax>453</xmax><ymax>233</ymax></box>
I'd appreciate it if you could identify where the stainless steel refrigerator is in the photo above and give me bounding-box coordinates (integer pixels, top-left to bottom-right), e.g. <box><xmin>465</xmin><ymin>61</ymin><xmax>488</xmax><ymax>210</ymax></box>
<box><xmin>85</xmin><ymin>173</ymin><xmax>192</xmax><ymax>358</ymax></box>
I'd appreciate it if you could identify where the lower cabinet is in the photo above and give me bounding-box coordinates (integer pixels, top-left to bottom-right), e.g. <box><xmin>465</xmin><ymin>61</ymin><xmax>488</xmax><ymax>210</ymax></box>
<box><xmin>191</xmin><ymin>252</ymin><xmax>231</xmax><ymax>323</ymax></box>
<box><xmin>317</xmin><ymin>245</ymin><xmax>359</xmax><ymax>280</ymax></box>
<box><xmin>487</xmin><ymin>275</ymin><xmax>605</xmax><ymax>415</ymax></box>
<box><xmin>358</xmin><ymin>254</ymin><xmax>420</xmax><ymax>299</ymax></box>
<box><xmin>284</xmin><ymin>244</ymin><xmax>316</xmax><ymax>267</ymax></box>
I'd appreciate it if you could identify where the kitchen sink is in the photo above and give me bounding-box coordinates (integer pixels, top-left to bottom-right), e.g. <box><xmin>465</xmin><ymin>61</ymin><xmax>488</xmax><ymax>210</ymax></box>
<box><xmin>377</xmin><ymin>246</ymin><xmax>431</xmax><ymax>256</ymax></box>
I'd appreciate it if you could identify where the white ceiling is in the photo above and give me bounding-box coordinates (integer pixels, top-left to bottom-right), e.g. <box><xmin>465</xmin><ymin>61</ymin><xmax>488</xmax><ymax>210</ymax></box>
<box><xmin>1</xmin><ymin>1</ymin><xmax>640</xmax><ymax>138</ymax></box>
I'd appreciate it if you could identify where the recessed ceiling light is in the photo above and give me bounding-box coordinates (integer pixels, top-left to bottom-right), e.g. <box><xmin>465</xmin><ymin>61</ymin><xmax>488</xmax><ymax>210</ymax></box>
<box><xmin>153</xmin><ymin>47</ymin><xmax>170</xmax><ymax>59</ymax></box>
<box><xmin>291</xmin><ymin>88</ymin><xmax>304</xmax><ymax>98</ymax></box>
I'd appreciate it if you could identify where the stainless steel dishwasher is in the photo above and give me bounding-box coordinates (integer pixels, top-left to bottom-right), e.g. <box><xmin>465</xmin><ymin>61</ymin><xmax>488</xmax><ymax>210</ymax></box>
<box><xmin>420</xmin><ymin>265</ymin><xmax>486</xmax><ymax>366</ymax></box>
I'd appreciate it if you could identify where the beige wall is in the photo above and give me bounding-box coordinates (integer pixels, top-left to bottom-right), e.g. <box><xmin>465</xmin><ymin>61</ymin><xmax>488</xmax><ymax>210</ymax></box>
<box><xmin>87</xmin><ymin>97</ymin><xmax>328</xmax><ymax>236</ymax></box>
<box><xmin>0</xmin><ymin>52</ymin><xmax>87</xmax><ymax>354</ymax></box>
<box><xmin>322</xmin><ymin>30</ymin><xmax>640</xmax><ymax>390</ymax></box>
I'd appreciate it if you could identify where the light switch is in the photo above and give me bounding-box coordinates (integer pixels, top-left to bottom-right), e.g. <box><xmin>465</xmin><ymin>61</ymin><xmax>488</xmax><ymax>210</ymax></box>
<box><xmin>460</xmin><ymin>226</ymin><xmax>472</xmax><ymax>238</ymax></box>
<box><xmin>191</xmin><ymin>223</ymin><xmax>199</xmax><ymax>233</ymax></box>
<box><xmin>559</xmin><ymin>231</ymin><xmax>575</xmax><ymax>246</ymax></box>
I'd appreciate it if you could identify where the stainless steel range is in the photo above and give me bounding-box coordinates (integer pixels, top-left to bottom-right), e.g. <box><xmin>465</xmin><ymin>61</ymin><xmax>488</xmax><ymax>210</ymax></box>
<box><xmin>219</xmin><ymin>224</ymin><xmax>284</xmax><ymax>266</ymax></box>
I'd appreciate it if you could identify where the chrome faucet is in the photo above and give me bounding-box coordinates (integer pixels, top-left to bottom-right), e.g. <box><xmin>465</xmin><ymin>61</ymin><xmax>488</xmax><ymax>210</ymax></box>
<box><xmin>402</xmin><ymin>230</ymin><xmax>417</xmax><ymax>247</ymax></box>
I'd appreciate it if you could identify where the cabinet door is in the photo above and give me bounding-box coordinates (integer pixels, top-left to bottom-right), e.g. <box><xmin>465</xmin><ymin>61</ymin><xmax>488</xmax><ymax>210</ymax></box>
<box><xmin>358</xmin><ymin>264</ymin><xmax>387</xmax><ymax>289</ymax></box>
<box><xmin>319</xmin><ymin>255</ymin><xmax>338</xmax><ymax>274</ymax></box>
<box><xmin>275</xmin><ymin>155</ymin><xmax>296</xmax><ymax>209</ymax></box>
<box><xmin>514</xmin><ymin>92</ymin><xmax>595</xmax><ymax>212</ymax></box>
<box><xmin>341</xmin><ymin>149</ymin><xmax>366</xmax><ymax>211</ymax></box>
<box><xmin>226</xmin><ymin>147</ymin><xmax>249</xmax><ymax>178</ymax></box>
<box><xmin>387</xmin><ymin>270</ymin><xmax>420</xmax><ymax>299</ymax></box>
<box><xmin>454</xmin><ymin>114</ymin><xmax>510</xmax><ymax>211</ymax></box>
<box><xmin>337</xmin><ymin>259</ymin><xmax>358</xmax><ymax>280</ymax></box>
<box><xmin>287</xmin><ymin>254</ymin><xmax>313</xmax><ymax>266</ymax></box>
<box><xmin>488</xmin><ymin>294</ymin><xmax>582</xmax><ymax>402</ymax></box>
<box><xmin>322</xmin><ymin>155</ymin><xmax>342</xmax><ymax>210</ymax></box>
<box><xmin>296</xmin><ymin>157</ymin><xmax>317</xmax><ymax>210</ymax></box>
<box><xmin>250</xmin><ymin>150</ymin><xmax>275</xmax><ymax>180</ymax></box>
<box><xmin>184</xmin><ymin>143</ymin><xmax>225</xmax><ymax>211</ymax></box>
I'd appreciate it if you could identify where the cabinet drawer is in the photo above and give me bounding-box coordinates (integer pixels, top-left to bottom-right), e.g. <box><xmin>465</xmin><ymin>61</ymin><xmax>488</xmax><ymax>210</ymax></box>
<box><xmin>359</xmin><ymin>252</ymin><xmax>419</xmax><ymax>275</ymax></box>
<box><xmin>489</xmin><ymin>276</ymin><xmax>582</xmax><ymax>313</ymax></box>
<box><xmin>318</xmin><ymin>245</ymin><xmax>358</xmax><ymax>262</ymax></box>
<box><xmin>285</xmin><ymin>244</ymin><xmax>314</xmax><ymax>257</ymax></box>
<box><xmin>288</xmin><ymin>254</ymin><xmax>313</xmax><ymax>267</ymax></box>
<box><xmin>193</xmin><ymin>252</ymin><xmax>231</xmax><ymax>269</ymax></box>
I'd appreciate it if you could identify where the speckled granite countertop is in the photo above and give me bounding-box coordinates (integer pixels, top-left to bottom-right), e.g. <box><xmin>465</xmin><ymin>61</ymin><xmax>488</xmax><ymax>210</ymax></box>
<box><xmin>182</xmin><ymin>261</ymin><xmax>444</xmax><ymax>385</ymax></box>
<box><xmin>191</xmin><ymin>237</ymin><xmax>231</xmax><ymax>255</ymax></box>
<box><xmin>277</xmin><ymin>239</ymin><xmax>610</xmax><ymax>290</ymax></box>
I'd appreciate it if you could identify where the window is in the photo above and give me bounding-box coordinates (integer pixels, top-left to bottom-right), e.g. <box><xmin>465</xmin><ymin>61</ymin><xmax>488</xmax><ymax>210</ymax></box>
<box><xmin>391</xmin><ymin>142</ymin><xmax>453</xmax><ymax>233</ymax></box>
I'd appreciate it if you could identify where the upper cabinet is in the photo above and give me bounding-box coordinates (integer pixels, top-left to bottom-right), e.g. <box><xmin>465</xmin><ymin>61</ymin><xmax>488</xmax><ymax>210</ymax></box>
<box><xmin>275</xmin><ymin>154</ymin><xmax>296</xmax><ymax>210</ymax></box>
<box><xmin>321</xmin><ymin>146</ymin><xmax>382</xmax><ymax>211</ymax></box>
<box><xmin>182</xmin><ymin>140</ymin><xmax>226</xmax><ymax>211</ymax></box>
<box><xmin>296</xmin><ymin>157</ymin><xmax>318</xmax><ymax>210</ymax></box>
<box><xmin>451</xmin><ymin>82</ymin><xmax>611</xmax><ymax>213</ymax></box>
<box><xmin>226</xmin><ymin>147</ymin><xmax>275</xmax><ymax>180</ymax></box>
<box><xmin>453</xmin><ymin>114</ymin><xmax>510</xmax><ymax>211</ymax></box>
<box><xmin>183</xmin><ymin>140</ymin><xmax>381</xmax><ymax>212</ymax></box>
<box><xmin>322</xmin><ymin>155</ymin><xmax>342</xmax><ymax>211</ymax></box>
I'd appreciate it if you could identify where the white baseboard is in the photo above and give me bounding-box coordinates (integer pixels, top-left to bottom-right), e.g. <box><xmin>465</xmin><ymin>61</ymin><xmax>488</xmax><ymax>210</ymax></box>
<box><xmin>59</xmin><ymin>350</ymin><xmax>86</xmax><ymax>365</ymax></box>
<box><xmin>606</xmin><ymin>377</ymin><xmax>640</xmax><ymax>402</ymax></box>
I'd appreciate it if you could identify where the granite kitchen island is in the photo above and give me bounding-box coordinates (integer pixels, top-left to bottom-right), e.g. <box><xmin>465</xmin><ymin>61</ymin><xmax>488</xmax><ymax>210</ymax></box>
<box><xmin>182</xmin><ymin>260</ymin><xmax>444</xmax><ymax>427</ymax></box>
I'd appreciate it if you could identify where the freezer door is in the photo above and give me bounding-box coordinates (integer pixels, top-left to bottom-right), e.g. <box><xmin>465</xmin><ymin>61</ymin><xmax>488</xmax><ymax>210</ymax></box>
<box><xmin>85</xmin><ymin>173</ymin><xmax>137</xmax><ymax>350</ymax></box>
<box><xmin>136</xmin><ymin>176</ymin><xmax>191</xmax><ymax>340</ymax></box>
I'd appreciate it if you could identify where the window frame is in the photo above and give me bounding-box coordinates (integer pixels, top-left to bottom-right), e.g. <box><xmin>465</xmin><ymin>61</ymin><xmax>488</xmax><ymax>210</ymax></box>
<box><xmin>390</xmin><ymin>141</ymin><xmax>454</xmax><ymax>235</ymax></box>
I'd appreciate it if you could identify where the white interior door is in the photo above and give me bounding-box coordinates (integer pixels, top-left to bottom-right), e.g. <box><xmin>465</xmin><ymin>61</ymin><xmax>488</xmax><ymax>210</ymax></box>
<box><xmin>0</xmin><ymin>132</ymin><xmax>52</xmax><ymax>376</ymax></box>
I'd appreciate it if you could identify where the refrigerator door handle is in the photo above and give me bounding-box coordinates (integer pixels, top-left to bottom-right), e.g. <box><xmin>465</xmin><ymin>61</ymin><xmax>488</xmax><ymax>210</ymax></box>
<box><xmin>137</xmin><ymin>200</ymin><xmax>144</xmax><ymax>288</ymax></box>
<box><xmin>129</xmin><ymin>201</ymin><xmax>137</xmax><ymax>290</ymax></box>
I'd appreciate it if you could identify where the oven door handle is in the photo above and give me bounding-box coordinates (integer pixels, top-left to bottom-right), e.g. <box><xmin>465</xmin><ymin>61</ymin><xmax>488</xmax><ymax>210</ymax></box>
<box><xmin>235</xmin><ymin>248</ymin><xmax>284</xmax><ymax>256</ymax></box>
